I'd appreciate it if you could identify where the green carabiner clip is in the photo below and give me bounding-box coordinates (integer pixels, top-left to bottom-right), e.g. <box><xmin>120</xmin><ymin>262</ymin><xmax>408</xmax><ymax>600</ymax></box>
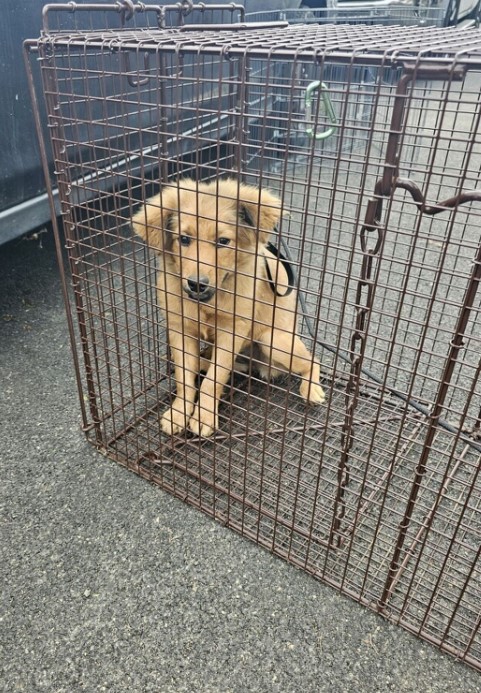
<box><xmin>305</xmin><ymin>81</ymin><xmax>337</xmax><ymax>140</ymax></box>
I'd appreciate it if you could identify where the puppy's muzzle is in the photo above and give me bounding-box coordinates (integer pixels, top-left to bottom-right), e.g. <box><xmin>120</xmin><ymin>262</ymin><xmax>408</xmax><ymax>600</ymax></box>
<box><xmin>185</xmin><ymin>275</ymin><xmax>215</xmax><ymax>302</ymax></box>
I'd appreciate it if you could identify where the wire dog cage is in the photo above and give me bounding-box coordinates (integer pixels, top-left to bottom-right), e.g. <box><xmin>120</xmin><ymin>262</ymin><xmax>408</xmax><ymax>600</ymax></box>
<box><xmin>26</xmin><ymin>1</ymin><xmax>481</xmax><ymax>670</ymax></box>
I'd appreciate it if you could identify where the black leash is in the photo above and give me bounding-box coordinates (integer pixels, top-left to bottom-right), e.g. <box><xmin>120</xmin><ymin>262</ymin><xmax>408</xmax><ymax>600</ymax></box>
<box><xmin>264</xmin><ymin>241</ymin><xmax>296</xmax><ymax>297</ymax></box>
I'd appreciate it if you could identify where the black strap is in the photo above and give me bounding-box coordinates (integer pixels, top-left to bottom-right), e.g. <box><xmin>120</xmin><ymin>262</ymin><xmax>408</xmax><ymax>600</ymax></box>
<box><xmin>264</xmin><ymin>241</ymin><xmax>296</xmax><ymax>297</ymax></box>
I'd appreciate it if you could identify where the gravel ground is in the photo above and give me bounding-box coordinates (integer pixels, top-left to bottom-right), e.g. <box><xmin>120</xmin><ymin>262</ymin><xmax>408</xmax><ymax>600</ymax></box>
<box><xmin>1</xmin><ymin>231</ymin><xmax>480</xmax><ymax>692</ymax></box>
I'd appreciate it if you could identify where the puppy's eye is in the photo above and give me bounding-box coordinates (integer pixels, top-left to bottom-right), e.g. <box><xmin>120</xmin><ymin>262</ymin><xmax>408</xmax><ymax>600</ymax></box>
<box><xmin>217</xmin><ymin>237</ymin><xmax>231</xmax><ymax>247</ymax></box>
<box><xmin>179</xmin><ymin>235</ymin><xmax>191</xmax><ymax>247</ymax></box>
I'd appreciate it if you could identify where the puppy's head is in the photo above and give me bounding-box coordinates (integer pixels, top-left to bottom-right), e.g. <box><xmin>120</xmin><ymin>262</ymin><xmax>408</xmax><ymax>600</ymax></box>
<box><xmin>132</xmin><ymin>179</ymin><xmax>282</xmax><ymax>304</ymax></box>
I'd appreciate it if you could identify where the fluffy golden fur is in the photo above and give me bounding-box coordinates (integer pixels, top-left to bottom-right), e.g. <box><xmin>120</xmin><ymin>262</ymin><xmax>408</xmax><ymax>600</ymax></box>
<box><xmin>132</xmin><ymin>178</ymin><xmax>325</xmax><ymax>437</ymax></box>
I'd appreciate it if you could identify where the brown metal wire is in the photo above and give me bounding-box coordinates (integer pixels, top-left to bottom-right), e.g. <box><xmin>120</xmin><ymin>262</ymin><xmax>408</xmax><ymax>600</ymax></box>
<box><xmin>26</xmin><ymin>9</ymin><xmax>481</xmax><ymax>671</ymax></box>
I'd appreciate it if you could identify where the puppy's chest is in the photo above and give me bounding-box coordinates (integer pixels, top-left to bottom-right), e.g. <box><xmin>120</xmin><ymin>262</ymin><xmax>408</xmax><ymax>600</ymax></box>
<box><xmin>195</xmin><ymin>306</ymin><xmax>217</xmax><ymax>342</ymax></box>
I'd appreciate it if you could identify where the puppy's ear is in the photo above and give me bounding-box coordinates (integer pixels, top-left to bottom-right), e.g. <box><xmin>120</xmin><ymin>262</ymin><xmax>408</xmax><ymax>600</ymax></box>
<box><xmin>237</xmin><ymin>184</ymin><xmax>282</xmax><ymax>244</ymax></box>
<box><xmin>131</xmin><ymin>186</ymin><xmax>179</xmax><ymax>252</ymax></box>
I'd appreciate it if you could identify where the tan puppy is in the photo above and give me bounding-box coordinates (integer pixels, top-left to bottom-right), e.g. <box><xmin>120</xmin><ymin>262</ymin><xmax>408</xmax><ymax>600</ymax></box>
<box><xmin>132</xmin><ymin>179</ymin><xmax>325</xmax><ymax>438</ymax></box>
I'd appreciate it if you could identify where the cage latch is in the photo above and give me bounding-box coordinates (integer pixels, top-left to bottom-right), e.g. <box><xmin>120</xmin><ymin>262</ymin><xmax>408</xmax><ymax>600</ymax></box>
<box><xmin>304</xmin><ymin>81</ymin><xmax>337</xmax><ymax>140</ymax></box>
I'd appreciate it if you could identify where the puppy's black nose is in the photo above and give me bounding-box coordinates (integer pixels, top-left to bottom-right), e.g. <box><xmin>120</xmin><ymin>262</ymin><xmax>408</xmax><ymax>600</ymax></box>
<box><xmin>187</xmin><ymin>276</ymin><xmax>209</xmax><ymax>295</ymax></box>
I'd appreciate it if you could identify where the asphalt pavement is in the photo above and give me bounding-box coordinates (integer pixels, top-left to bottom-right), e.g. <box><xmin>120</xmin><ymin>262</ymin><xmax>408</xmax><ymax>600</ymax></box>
<box><xmin>1</xmin><ymin>231</ymin><xmax>480</xmax><ymax>692</ymax></box>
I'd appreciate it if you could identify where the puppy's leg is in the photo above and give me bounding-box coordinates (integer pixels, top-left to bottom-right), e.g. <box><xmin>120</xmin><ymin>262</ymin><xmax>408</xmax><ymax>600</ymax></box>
<box><xmin>257</xmin><ymin>329</ymin><xmax>325</xmax><ymax>405</ymax></box>
<box><xmin>189</xmin><ymin>331</ymin><xmax>248</xmax><ymax>438</ymax></box>
<box><xmin>162</xmin><ymin>329</ymin><xmax>199</xmax><ymax>435</ymax></box>
<box><xmin>249</xmin><ymin>343</ymin><xmax>283</xmax><ymax>381</ymax></box>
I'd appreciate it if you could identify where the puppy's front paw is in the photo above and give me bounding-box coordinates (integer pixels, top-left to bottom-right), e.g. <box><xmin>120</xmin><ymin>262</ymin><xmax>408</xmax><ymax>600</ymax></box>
<box><xmin>161</xmin><ymin>401</ymin><xmax>192</xmax><ymax>436</ymax></box>
<box><xmin>300</xmin><ymin>380</ymin><xmax>326</xmax><ymax>405</ymax></box>
<box><xmin>189</xmin><ymin>402</ymin><xmax>218</xmax><ymax>438</ymax></box>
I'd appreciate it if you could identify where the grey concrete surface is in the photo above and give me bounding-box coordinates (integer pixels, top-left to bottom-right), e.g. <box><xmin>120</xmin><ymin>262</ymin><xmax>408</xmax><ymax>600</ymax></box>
<box><xmin>1</xmin><ymin>231</ymin><xmax>479</xmax><ymax>692</ymax></box>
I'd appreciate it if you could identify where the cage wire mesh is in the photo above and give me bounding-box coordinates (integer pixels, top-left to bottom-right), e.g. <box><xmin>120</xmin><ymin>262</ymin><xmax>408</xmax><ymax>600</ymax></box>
<box><xmin>26</xmin><ymin>2</ymin><xmax>481</xmax><ymax>670</ymax></box>
<box><xmin>246</xmin><ymin>4</ymin><xmax>450</xmax><ymax>28</ymax></box>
